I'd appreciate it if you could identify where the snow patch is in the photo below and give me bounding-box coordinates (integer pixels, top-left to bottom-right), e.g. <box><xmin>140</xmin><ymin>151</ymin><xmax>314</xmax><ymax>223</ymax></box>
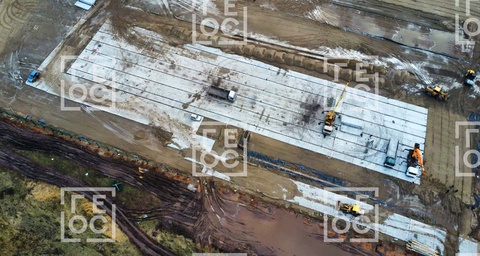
<box><xmin>289</xmin><ymin>179</ymin><xmax>448</xmax><ymax>254</ymax></box>
<box><xmin>172</xmin><ymin>0</ymin><xmax>219</xmax><ymax>15</ymax></box>
<box><xmin>305</xmin><ymin>6</ymin><xmax>339</xmax><ymax>26</ymax></box>
<box><xmin>318</xmin><ymin>46</ymin><xmax>385</xmax><ymax>66</ymax></box>
<box><xmin>248</xmin><ymin>32</ymin><xmax>290</xmax><ymax>46</ymax></box>
<box><xmin>458</xmin><ymin>237</ymin><xmax>479</xmax><ymax>253</ymax></box>
<box><xmin>183</xmin><ymin>157</ymin><xmax>231</xmax><ymax>181</ymax></box>
<box><xmin>382</xmin><ymin>57</ymin><xmax>433</xmax><ymax>84</ymax></box>
<box><xmin>259</xmin><ymin>3</ymin><xmax>276</xmax><ymax>10</ymax></box>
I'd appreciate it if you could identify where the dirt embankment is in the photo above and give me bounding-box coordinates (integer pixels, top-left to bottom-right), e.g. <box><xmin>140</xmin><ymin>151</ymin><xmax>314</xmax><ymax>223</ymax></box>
<box><xmin>0</xmin><ymin>114</ymin><xmax>413</xmax><ymax>255</ymax></box>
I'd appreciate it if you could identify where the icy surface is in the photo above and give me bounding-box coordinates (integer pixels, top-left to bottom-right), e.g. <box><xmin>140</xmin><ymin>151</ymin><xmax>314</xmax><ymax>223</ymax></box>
<box><xmin>289</xmin><ymin>180</ymin><xmax>448</xmax><ymax>254</ymax></box>
<box><xmin>458</xmin><ymin>237</ymin><xmax>479</xmax><ymax>254</ymax></box>
<box><xmin>33</xmin><ymin>21</ymin><xmax>428</xmax><ymax>183</ymax></box>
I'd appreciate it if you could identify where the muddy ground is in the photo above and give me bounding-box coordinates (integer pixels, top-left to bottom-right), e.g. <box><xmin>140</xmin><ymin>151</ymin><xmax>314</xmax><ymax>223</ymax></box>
<box><xmin>1</xmin><ymin>0</ymin><xmax>480</xmax><ymax>254</ymax></box>
<box><xmin>0</xmin><ymin>116</ymin><xmax>413</xmax><ymax>255</ymax></box>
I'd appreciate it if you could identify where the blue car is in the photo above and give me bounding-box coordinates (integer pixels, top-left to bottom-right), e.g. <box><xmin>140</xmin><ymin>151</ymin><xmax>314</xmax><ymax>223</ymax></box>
<box><xmin>27</xmin><ymin>70</ymin><xmax>40</xmax><ymax>83</ymax></box>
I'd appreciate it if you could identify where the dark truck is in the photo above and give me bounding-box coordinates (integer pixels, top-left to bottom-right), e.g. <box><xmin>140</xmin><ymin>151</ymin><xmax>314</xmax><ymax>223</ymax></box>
<box><xmin>207</xmin><ymin>86</ymin><xmax>237</xmax><ymax>102</ymax></box>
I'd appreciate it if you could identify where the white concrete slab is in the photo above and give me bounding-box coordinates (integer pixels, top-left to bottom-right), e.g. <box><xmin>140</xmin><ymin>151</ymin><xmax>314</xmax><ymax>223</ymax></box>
<box><xmin>458</xmin><ymin>237</ymin><xmax>479</xmax><ymax>254</ymax></box>
<box><xmin>379</xmin><ymin>214</ymin><xmax>446</xmax><ymax>254</ymax></box>
<box><xmin>289</xmin><ymin>180</ymin><xmax>447</xmax><ymax>254</ymax></box>
<box><xmin>340</xmin><ymin>115</ymin><xmax>364</xmax><ymax>129</ymax></box>
<box><xmin>33</xmin><ymin>21</ymin><xmax>428</xmax><ymax>183</ymax></box>
<box><xmin>74</xmin><ymin>1</ymin><xmax>93</xmax><ymax>10</ymax></box>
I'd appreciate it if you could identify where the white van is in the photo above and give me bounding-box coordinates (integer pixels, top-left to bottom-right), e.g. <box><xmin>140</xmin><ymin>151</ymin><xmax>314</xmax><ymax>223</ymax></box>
<box><xmin>406</xmin><ymin>166</ymin><xmax>420</xmax><ymax>178</ymax></box>
<box><xmin>384</xmin><ymin>138</ymin><xmax>399</xmax><ymax>168</ymax></box>
<box><xmin>190</xmin><ymin>114</ymin><xmax>202</xmax><ymax>121</ymax></box>
<box><xmin>75</xmin><ymin>0</ymin><xmax>97</xmax><ymax>10</ymax></box>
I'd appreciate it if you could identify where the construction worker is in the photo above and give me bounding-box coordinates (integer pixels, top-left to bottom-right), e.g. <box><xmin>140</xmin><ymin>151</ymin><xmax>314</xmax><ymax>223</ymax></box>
<box><xmin>411</xmin><ymin>143</ymin><xmax>425</xmax><ymax>174</ymax></box>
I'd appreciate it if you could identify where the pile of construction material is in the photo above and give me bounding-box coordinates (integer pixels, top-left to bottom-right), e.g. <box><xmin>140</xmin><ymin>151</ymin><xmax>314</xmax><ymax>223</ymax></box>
<box><xmin>406</xmin><ymin>239</ymin><xmax>440</xmax><ymax>256</ymax></box>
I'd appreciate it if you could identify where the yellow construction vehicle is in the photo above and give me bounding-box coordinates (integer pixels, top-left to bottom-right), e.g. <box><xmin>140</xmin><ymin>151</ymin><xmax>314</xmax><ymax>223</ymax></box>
<box><xmin>465</xmin><ymin>69</ymin><xmax>477</xmax><ymax>86</ymax></box>
<box><xmin>425</xmin><ymin>85</ymin><xmax>448</xmax><ymax>101</ymax></box>
<box><xmin>320</xmin><ymin>82</ymin><xmax>349</xmax><ymax>137</ymax></box>
<box><xmin>337</xmin><ymin>201</ymin><xmax>365</xmax><ymax>217</ymax></box>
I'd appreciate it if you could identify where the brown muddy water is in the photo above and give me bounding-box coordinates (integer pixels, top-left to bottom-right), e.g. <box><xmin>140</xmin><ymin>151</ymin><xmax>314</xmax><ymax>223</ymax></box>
<box><xmin>208</xmin><ymin>186</ymin><xmax>365</xmax><ymax>256</ymax></box>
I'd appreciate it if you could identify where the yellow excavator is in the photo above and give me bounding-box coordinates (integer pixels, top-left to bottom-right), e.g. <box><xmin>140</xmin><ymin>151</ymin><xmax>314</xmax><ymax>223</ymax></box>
<box><xmin>337</xmin><ymin>201</ymin><xmax>365</xmax><ymax>217</ymax></box>
<box><xmin>425</xmin><ymin>85</ymin><xmax>448</xmax><ymax>101</ymax></box>
<box><xmin>320</xmin><ymin>82</ymin><xmax>349</xmax><ymax>137</ymax></box>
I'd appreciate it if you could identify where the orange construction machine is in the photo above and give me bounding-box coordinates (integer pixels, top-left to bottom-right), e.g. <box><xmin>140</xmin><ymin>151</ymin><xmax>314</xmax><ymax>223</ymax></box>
<box><xmin>411</xmin><ymin>143</ymin><xmax>423</xmax><ymax>167</ymax></box>
<box><xmin>406</xmin><ymin>143</ymin><xmax>425</xmax><ymax>177</ymax></box>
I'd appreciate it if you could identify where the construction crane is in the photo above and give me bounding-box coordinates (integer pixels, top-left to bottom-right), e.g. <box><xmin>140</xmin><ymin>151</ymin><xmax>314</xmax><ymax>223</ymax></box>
<box><xmin>320</xmin><ymin>82</ymin><xmax>349</xmax><ymax>137</ymax></box>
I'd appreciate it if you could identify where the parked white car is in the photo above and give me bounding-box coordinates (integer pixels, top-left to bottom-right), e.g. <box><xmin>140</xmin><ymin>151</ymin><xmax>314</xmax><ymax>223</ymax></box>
<box><xmin>406</xmin><ymin>166</ymin><xmax>420</xmax><ymax>178</ymax></box>
<box><xmin>190</xmin><ymin>114</ymin><xmax>202</xmax><ymax>121</ymax></box>
<box><xmin>75</xmin><ymin>0</ymin><xmax>97</xmax><ymax>10</ymax></box>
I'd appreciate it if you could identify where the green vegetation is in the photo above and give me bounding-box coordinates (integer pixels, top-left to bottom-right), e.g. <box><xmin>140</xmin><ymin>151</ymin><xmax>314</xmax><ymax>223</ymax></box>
<box><xmin>0</xmin><ymin>149</ymin><xmax>212</xmax><ymax>255</ymax></box>
<box><xmin>17</xmin><ymin>149</ymin><xmax>112</xmax><ymax>187</ymax></box>
<box><xmin>0</xmin><ymin>168</ymin><xmax>142</xmax><ymax>256</ymax></box>
<box><xmin>138</xmin><ymin>220</ymin><xmax>219</xmax><ymax>255</ymax></box>
<box><xmin>16</xmin><ymin>149</ymin><xmax>165</xmax><ymax>210</ymax></box>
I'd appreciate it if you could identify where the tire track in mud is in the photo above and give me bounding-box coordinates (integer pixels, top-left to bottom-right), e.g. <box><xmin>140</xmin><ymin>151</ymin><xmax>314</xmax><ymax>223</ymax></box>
<box><xmin>0</xmin><ymin>0</ymin><xmax>35</xmax><ymax>30</ymax></box>
<box><xmin>199</xmin><ymin>181</ymin><xmax>374</xmax><ymax>256</ymax></box>
<box><xmin>0</xmin><ymin>0</ymin><xmax>37</xmax><ymax>55</ymax></box>
<box><xmin>0</xmin><ymin>119</ymin><xmax>293</xmax><ymax>255</ymax></box>
<box><xmin>0</xmin><ymin>117</ymin><xmax>378</xmax><ymax>255</ymax></box>
<box><xmin>0</xmin><ymin>120</ymin><xmax>198</xmax><ymax>255</ymax></box>
<box><xmin>201</xmin><ymin>181</ymin><xmax>271</xmax><ymax>251</ymax></box>
<box><xmin>0</xmin><ymin>145</ymin><xmax>177</xmax><ymax>256</ymax></box>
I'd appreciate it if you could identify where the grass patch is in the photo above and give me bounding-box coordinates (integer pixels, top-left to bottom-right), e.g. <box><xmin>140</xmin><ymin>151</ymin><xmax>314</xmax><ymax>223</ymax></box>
<box><xmin>16</xmin><ymin>149</ymin><xmax>111</xmax><ymax>187</ymax></box>
<box><xmin>138</xmin><ymin>220</ymin><xmax>219</xmax><ymax>255</ymax></box>
<box><xmin>1</xmin><ymin>148</ymin><xmax>214</xmax><ymax>255</ymax></box>
<box><xmin>0</xmin><ymin>167</ymin><xmax>141</xmax><ymax>256</ymax></box>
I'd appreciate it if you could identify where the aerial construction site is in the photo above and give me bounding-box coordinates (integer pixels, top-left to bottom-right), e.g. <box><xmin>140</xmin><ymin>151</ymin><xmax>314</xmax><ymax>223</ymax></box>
<box><xmin>1</xmin><ymin>0</ymin><xmax>480</xmax><ymax>255</ymax></box>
